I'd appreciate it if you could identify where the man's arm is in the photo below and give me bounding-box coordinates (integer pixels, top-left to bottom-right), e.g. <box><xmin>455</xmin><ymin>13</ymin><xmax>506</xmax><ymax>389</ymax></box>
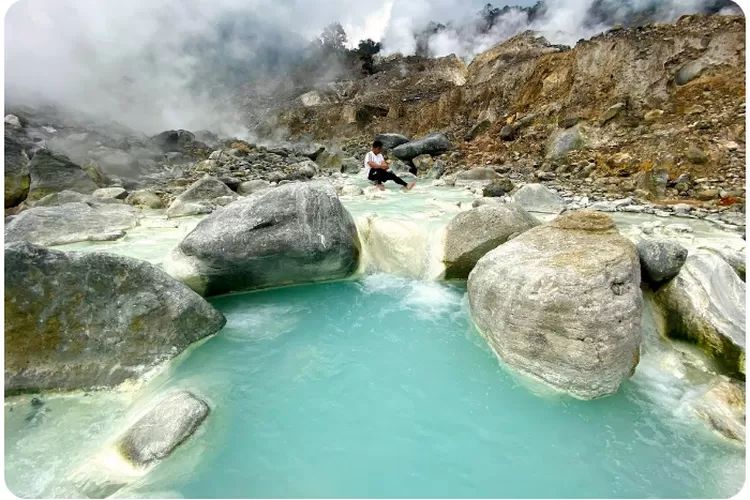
<box><xmin>367</xmin><ymin>160</ymin><xmax>385</xmax><ymax>169</ymax></box>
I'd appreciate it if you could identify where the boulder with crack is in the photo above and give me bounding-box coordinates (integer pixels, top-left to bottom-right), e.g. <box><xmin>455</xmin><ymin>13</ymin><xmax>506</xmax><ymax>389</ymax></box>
<box><xmin>467</xmin><ymin>211</ymin><xmax>643</xmax><ymax>400</ymax></box>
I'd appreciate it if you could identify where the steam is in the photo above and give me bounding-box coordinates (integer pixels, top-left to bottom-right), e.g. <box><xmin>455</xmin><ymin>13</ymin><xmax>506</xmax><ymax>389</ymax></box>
<box><xmin>380</xmin><ymin>0</ymin><xmax>743</xmax><ymax>59</ymax></box>
<box><xmin>4</xmin><ymin>0</ymin><xmax>742</xmax><ymax>137</ymax></box>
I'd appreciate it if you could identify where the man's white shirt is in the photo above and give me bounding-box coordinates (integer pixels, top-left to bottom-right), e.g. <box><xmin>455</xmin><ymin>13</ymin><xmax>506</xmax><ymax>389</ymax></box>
<box><xmin>364</xmin><ymin>151</ymin><xmax>384</xmax><ymax>177</ymax></box>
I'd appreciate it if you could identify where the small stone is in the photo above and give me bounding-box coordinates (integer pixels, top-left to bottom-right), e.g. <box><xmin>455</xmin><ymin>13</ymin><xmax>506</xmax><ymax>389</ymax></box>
<box><xmin>499</xmin><ymin>124</ymin><xmax>517</xmax><ymax>141</ymax></box>
<box><xmin>558</xmin><ymin>116</ymin><xmax>581</xmax><ymax>129</ymax></box>
<box><xmin>644</xmin><ymin>110</ymin><xmax>664</xmax><ymax>122</ymax></box>
<box><xmin>600</xmin><ymin>103</ymin><xmax>626</xmax><ymax>124</ymax></box>
<box><xmin>686</xmin><ymin>147</ymin><xmax>708</xmax><ymax>164</ymax></box>
<box><xmin>686</xmin><ymin>105</ymin><xmax>706</xmax><ymax>115</ymax></box>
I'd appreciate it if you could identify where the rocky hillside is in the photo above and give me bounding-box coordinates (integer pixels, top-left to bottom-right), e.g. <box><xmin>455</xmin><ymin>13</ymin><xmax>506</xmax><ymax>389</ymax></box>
<box><xmin>253</xmin><ymin>14</ymin><xmax>745</xmax><ymax>206</ymax></box>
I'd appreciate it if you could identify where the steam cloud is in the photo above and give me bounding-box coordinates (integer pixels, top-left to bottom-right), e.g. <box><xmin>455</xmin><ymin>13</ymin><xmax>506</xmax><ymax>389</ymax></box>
<box><xmin>4</xmin><ymin>0</ymin><xmax>742</xmax><ymax>136</ymax></box>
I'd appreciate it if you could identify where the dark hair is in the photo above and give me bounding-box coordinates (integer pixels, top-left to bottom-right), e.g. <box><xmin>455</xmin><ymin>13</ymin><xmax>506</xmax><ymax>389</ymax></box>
<box><xmin>372</xmin><ymin>140</ymin><xmax>383</xmax><ymax>149</ymax></box>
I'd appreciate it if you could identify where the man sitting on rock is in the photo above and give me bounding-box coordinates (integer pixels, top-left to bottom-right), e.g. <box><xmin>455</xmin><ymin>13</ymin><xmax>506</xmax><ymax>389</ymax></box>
<box><xmin>364</xmin><ymin>140</ymin><xmax>415</xmax><ymax>191</ymax></box>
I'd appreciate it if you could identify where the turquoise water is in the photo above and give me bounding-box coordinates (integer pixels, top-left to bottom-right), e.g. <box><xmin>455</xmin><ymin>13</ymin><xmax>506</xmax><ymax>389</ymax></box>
<box><xmin>87</xmin><ymin>276</ymin><xmax>743</xmax><ymax>499</ymax></box>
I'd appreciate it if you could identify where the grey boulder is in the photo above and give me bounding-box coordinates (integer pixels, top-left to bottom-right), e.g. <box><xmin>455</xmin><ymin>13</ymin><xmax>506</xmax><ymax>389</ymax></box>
<box><xmin>118</xmin><ymin>391</ymin><xmax>210</xmax><ymax>466</ymax></box>
<box><xmin>374</xmin><ymin>133</ymin><xmax>410</xmax><ymax>150</ymax></box>
<box><xmin>511</xmin><ymin>183</ymin><xmax>565</xmax><ymax>214</ymax></box>
<box><xmin>467</xmin><ymin>211</ymin><xmax>643</xmax><ymax>399</ymax></box>
<box><xmin>655</xmin><ymin>252</ymin><xmax>746</xmax><ymax>376</ymax></box>
<box><xmin>4</xmin><ymin>242</ymin><xmax>226</xmax><ymax>393</ymax></box>
<box><xmin>455</xmin><ymin>167</ymin><xmax>500</xmax><ymax>182</ymax></box>
<box><xmin>27</xmin><ymin>150</ymin><xmax>98</xmax><ymax>202</ymax></box>
<box><xmin>164</xmin><ymin>182</ymin><xmax>361</xmax><ymax>296</ymax></box>
<box><xmin>392</xmin><ymin>133</ymin><xmax>452</xmax><ymax>161</ymax></box>
<box><xmin>443</xmin><ymin>204</ymin><xmax>539</xmax><ymax>279</ymax></box>
<box><xmin>5</xmin><ymin>202</ymin><xmax>139</xmax><ymax>246</ymax></box>
<box><xmin>165</xmin><ymin>176</ymin><xmax>238</xmax><ymax>218</ymax></box>
<box><xmin>636</xmin><ymin>239</ymin><xmax>688</xmax><ymax>284</ymax></box>
<box><xmin>546</xmin><ymin>124</ymin><xmax>585</xmax><ymax>160</ymax></box>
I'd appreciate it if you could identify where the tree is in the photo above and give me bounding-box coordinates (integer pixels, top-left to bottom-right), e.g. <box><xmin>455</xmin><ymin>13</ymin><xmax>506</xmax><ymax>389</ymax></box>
<box><xmin>355</xmin><ymin>38</ymin><xmax>381</xmax><ymax>75</ymax></box>
<box><xmin>318</xmin><ymin>22</ymin><xmax>347</xmax><ymax>53</ymax></box>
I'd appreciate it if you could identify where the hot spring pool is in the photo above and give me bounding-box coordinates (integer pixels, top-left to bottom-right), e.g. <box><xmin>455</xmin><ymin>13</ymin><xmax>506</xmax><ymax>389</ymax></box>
<box><xmin>4</xmin><ymin>276</ymin><xmax>745</xmax><ymax>498</ymax></box>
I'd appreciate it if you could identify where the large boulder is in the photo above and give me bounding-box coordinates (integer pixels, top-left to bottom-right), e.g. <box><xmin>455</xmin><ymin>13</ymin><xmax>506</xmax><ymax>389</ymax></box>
<box><xmin>149</xmin><ymin>129</ymin><xmax>195</xmax><ymax>153</ymax></box>
<box><xmin>467</xmin><ymin>211</ymin><xmax>643</xmax><ymax>399</ymax></box>
<box><xmin>164</xmin><ymin>182</ymin><xmax>361</xmax><ymax>296</ymax></box>
<box><xmin>118</xmin><ymin>391</ymin><xmax>210</xmax><ymax>466</ymax></box>
<box><xmin>636</xmin><ymin>239</ymin><xmax>688</xmax><ymax>285</ymax></box>
<box><xmin>5</xmin><ymin>132</ymin><xmax>30</xmax><ymax>208</ymax></box>
<box><xmin>443</xmin><ymin>204</ymin><xmax>539</xmax><ymax>279</ymax></box>
<box><xmin>165</xmin><ymin>177</ymin><xmax>238</xmax><ymax>218</ymax></box>
<box><xmin>392</xmin><ymin>133</ymin><xmax>452</xmax><ymax>161</ymax></box>
<box><xmin>511</xmin><ymin>183</ymin><xmax>565</xmax><ymax>214</ymax></box>
<box><xmin>27</xmin><ymin>150</ymin><xmax>98</xmax><ymax>202</ymax></box>
<box><xmin>655</xmin><ymin>252</ymin><xmax>746</xmax><ymax>376</ymax></box>
<box><xmin>374</xmin><ymin>133</ymin><xmax>410</xmax><ymax>150</ymax></box>
<box><xmin>4</xmin><ymin>242</ymin><xmax>226</xmax><ymax>393</ymax></box>
<box><xmin>4</xmin><ymin>202</ymin><xmax>139</xmax><ymax>246</ymax></box>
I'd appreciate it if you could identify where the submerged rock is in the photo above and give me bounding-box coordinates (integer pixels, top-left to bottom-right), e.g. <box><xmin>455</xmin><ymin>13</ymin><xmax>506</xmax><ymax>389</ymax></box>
<box><xmin>511</xmin><ymin>183</ymin><xmax>565</xmax><ymax>214</ymax></box>
<box><xmin>655</xmin><ymin>252</ymin><xmax>746</xmax><ymax>376</ymax></box>
<box><xmin>118</xmin><ymin>391</ymin><xmax>210</xmax><ymax>466</ymax></box>
<box><xmin>467</xmin><ymin>211</ymin><xmax>643</xmax><ymax>400</ymax></box>
<box><xmin>392</xmin><ymin>133</ymin><xmax>452</xmax><ymax>161</ymax></box>
<box><xmin>165</xmin><ymin>177</ymin><xmax>237</xmax><ymax>219</ymax></box>
<box><xmin>27</xmin><ymin>150</ymin><xmax>98</xmax><ymax>202</ymax></box>
<box><xmin>443</xmin><ymin>204</ymin><xmax>539</xmax><ymax>279</ymax></box>
<box><xmin>4</xmin><ymin>242</ymin><xmax>226</xmax><ymax>393</ymax></box>
<box><xmin>636</xmin><ymin>239</ymin><xmax>688</xmax><ymax>285</ymax></box>
<box><xmin>4</xmin><ymin>202</ymin><xmax>139</xmax><ymax>246</ymax></box>
<box><xmin>164</xmin><ymin>182</ymin><xmax>360</xmax><ymax>296</ymax></box>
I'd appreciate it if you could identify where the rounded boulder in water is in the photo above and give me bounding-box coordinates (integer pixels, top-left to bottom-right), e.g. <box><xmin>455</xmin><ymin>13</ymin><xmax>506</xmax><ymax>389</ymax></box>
<box><xmin>164</xmin><ymin>182</ymin><xmax>361</xmax><ymax>296</ymax></box>
<box><xmin>467</xmin><ymin>210</ymin><xmax>643</xmax><ymax>400</ymax></box>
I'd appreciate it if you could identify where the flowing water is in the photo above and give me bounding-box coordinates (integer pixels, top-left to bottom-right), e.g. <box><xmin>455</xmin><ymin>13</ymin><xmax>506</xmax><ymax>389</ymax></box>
<box><xmin>5</xmin><ymin>276</ymin><xmax>744</xmax><ymax>498</ymax></box>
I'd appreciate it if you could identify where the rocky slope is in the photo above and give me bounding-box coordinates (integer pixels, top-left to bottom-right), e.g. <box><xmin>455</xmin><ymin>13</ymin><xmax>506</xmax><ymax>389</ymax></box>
<box><xmin>254</xmin><ymin>14</ymin><xmax>745</xmax><ymax>209</ymax></box>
